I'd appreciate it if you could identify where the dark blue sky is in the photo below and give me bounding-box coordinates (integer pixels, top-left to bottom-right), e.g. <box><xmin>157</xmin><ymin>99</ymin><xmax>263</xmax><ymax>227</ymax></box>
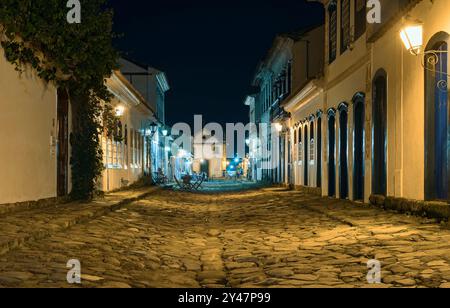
<box><xmin>109</xmin><ymin>0</ymin><xmax>324</xmax><ymax>127</ymax></box>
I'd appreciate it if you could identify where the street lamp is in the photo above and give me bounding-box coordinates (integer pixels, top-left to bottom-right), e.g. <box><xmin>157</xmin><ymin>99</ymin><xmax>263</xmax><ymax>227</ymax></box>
<box><xmin>400</xmin><ymin>20</ymin><xmax>449</xmax><ymax>78</ymax></box>
<box><xmin>400</xmin><ymin>22</ymin><xmax>423</xmax><ymax>55</ymax></box>
<box><xmin>274</xmin><ymin>122</ymin><xmax>283</xmax><ymax>133</ymax></box>
<box><xmin>115</xmin><ymin>105</ymin><xmax>125</xmax><ymax>117</ymax></box>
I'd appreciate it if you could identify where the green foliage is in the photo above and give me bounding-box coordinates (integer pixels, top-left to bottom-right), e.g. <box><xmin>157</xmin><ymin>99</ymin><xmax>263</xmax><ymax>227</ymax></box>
<box><xmin>0</xmin><ymin>0</ymin><xmax>119</xmax><ymax>200</ymax></box>
<box><xmin>70</xmin><ymin>92</ymin><xmax>104</xmax><ymax>199</ymax></box>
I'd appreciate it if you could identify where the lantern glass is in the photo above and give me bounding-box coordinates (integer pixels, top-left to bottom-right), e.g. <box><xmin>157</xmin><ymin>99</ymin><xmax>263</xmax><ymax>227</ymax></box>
<box><xmin>400</xmin><ymin>24</ymin><xmax>423</xmax><ymax>54</ymax></box>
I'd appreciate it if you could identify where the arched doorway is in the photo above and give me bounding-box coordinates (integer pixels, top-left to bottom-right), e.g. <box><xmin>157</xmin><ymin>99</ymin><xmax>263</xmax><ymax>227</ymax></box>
<box><xmin>200</xmin><ymin>159</ymin><xmax>210</xmax><ymax>177</ymax></box>
<box><xmin>304</xmin><ymin>124</ymin><xmax>309</xmax><ymax>186</ymax></box>
<box><xmin>353</xmin><ymin>93</ymin><xmax>365</xmax><ymax>201</ymax></box>
<box><xmin>338</xmin><ymin>103</ymin><xmax>349</xmax><ymax>199</ymax></box>
<box><xmin>328</xmin><ymin>109</ymin><xmax>336</xmax><ymax>197</ymax></box>
<box><xmin>425</xmin><ymin>32</ymin><xmax>449</xmax><ymax>201</ymax></box>
<box><xmin>372</xmin><ymin>69</ymin><xmax>387</xmax><ymax>196</ymax></box>
<box><xmin>317</xmin><ymin>111</ymin><xmax>323</xmax><ymax>188</ymax></box>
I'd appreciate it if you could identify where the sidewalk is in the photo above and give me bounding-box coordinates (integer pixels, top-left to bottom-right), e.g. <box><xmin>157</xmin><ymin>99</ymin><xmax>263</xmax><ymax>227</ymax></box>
<box><xmin>0</xmin><ymin>187</ymin><xmax>159</xmax><ymax>256</ymax></box>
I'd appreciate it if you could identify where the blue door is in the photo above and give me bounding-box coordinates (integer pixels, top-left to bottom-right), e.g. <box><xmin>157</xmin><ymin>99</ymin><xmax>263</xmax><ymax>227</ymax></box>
<box><xmin>304</xmin><ymin>125</ymin><xmax>308</xmax><ymax>186</ymax></box>
<box><xmin>328</xmin><ymin>110</ymin><xmax>336</xmax><ymax>197</ymax></box>
<box><xmin>339</xmin><ymin>104</ymin><xmax>349</xmax><ymax>199</ymax></box>
<box><xmin>372</xmin><ymin>70</ymin><xmax>387</xmax><ymax>196</ymax></box>
<box><xmin>425</xmin><ymin>39</ymin><xmax>449</xmax><ymax>200</ymax></box>
<box><xmin>353</xmin><ymin>94</ymin><xmax>365</xmax><ymax>201</ymax></box>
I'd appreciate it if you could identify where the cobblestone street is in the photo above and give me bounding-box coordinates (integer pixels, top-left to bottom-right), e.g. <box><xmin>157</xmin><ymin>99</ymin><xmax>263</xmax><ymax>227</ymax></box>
<box><xmin>1</xmin><ymin>187</ymin><xmax>450</xmax><ymax>288</ymax></box>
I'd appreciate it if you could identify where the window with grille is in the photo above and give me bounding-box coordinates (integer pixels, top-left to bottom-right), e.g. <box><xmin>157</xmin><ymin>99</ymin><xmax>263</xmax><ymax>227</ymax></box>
<box><xmin>328</xmin><ymin>1</ymin><xmax>338</xmax><ymax>63</ymax></box>
<box><xmin>354</xmin><ymin>0</ymin><xmax>366</xmax><ymax>40</ymax></box>
<box><xmin>341</xmin><ymin>0</ymin><xmax>351</xmax><ymax>54</ymax></box>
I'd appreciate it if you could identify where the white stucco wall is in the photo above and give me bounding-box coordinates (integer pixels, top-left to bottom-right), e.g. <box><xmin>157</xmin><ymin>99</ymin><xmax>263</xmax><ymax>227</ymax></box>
<box><xmin>0</xmin><ymin>49</ymin><xmax>58</xmax><ymax>204</ymax></box>
<box><xmin>371</xmin><ymin>0</ymin><xmax>450</xmax><ymax>201</ymax></box>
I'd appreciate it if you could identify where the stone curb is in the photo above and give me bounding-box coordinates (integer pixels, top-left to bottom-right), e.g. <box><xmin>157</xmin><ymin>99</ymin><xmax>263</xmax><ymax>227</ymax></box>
<box><xmin>0</xmin><ymin>197</ymin><xmax>69</xmax><ymax>216</ymax></box>
<box><xmin>0</xmin><ymin>188</ymin><xmax>158</xmax><ymax>257</ymax></box>
<box><xmin>370</xmin><ymin>195</ymin><xmax>450</xmax><ymax>222</ymax></box>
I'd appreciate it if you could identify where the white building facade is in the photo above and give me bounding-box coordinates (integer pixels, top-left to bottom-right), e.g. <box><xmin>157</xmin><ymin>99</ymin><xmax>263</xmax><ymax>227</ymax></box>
<box><xmin>0</xmin><ymin>49</ymin><xmax>169</xmax><ymax>206</ymax></box>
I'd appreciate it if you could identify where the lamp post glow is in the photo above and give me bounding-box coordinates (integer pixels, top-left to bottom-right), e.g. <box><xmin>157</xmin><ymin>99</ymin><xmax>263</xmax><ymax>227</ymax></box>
<box><xmin>115</xmin><ymin>105</ymin><xmax>125</xmax><ymax>117</ymax></box>
<box><xmin>400</xmin><ymin>23</ymin><xmax>423</xmax><ymax>55</ymax></box>
<box><xmin>274</xmin><ymin>123</ymin><xmax>283</xmax><ymax>133</ymax></box>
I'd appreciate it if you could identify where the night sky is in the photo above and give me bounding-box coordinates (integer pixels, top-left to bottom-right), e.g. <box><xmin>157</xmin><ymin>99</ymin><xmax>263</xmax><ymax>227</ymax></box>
<box><xmin>109</xmin><ymin>0</ymin><xmax>324</xmax><ymax>127</ymax></box>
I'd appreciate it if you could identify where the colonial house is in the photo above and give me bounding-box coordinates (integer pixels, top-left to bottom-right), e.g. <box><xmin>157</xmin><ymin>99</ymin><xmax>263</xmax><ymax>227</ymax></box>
<box><xmin>118</xmin><ymin>58</ymin><xmax>171</xmax><ymax>179</ymax></box>
<box><xmin>192</xmin><ymin>129</ymin><xmax>228</xmax><ymax>179</ymax></box>
<box><xmin>0</xmin><ymin>49</ymin><xmax>167</xmax><ymax>206</ymax></box>
<box><xmin>248</xmin><ymin>25</ymin><xmax>324</xmax><ymax>184</ymax></box>
<box><xmin>316</xmin><ymin>0</ymin><xmax>450</xmax><ymax>204</ymax></box>
<box><xmin>100</xmin><ymin>70</ymin><xmax>159</xmax><ymax>192</ymax></box>
<box><xmin>319</xmin><ymin>0</ymin><xmax>370</xmax><ymax>202</ymax></box>
<box><xmin>248</xmin><ymin>0</ymin><xmax>450</xmax><ymax>206</ymax></box>
<box><xmin>280</xmin><ymin>26</ymin><xmax>325</xmax><ymax>192</ymax></box>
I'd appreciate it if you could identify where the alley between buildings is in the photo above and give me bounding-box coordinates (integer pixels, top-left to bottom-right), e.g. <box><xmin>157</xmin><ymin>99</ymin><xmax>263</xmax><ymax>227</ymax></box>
<box><xmin>0</xmin><ymin>187</ymin><xmax>450</xmax><ymax>288</ymax></box>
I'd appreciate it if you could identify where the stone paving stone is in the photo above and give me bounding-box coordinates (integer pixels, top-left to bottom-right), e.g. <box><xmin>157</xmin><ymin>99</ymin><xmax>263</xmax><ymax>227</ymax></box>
<box><xmin>0</xmin><ymin>187</ymin><xmax>159</xmax><ymax>257</ymax></box>
<box><xmin>0</xmin><ymin>187</ymin><xmax>450</xmax><ymax>288</ymax></box>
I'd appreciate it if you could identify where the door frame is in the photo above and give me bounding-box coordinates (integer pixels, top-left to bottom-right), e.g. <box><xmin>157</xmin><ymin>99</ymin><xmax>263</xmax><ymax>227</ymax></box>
<box><xmin>338</xmin><ymin>102</ymin><xmax>349</xmax><ymax>200</ymax></box>
<box><xmin>424</xmin><ymin>32</ymin><xmax>450</xmax><ymax>201</ymax></box>
<box><xmin>353</xmin><ymin>92</ymin><xmax>365</xmax><ymax>201</ymax></box>
<box><xmin>372</xmin><ymin>69</ymin><xmax>388</xmax><ymax>196</ymax></box>
<box><xmin>327</xmin><ymin>108</ymin><xmax>336</xmax><ymax>197</ymax></box>
<box><xmin>57</xmin><ymin>89</ymin><xmax>69</xmax><ymax>197</ymax></box>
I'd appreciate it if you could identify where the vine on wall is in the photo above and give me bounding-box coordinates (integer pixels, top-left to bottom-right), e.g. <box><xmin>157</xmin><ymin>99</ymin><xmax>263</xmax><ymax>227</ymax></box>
<box><xmin>0</xmin><ymin>0</ymin><xmax>120</xmax><ymax>200</ymax></box>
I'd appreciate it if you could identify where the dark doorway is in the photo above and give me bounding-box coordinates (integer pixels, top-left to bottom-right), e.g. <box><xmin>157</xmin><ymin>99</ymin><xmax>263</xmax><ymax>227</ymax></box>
<box><xmin>353</xmin><ymin>93</ymin><xmax>365</xmax><ymax>201</ymax></box>
<box><xmin>328</xmin><ymin>109</ymin><xmax>336</xmax><ymax>197</ymax></box>
<box><xmin>304</xmin><ymin>125</ymin><xmax>308</xmax><ymax>186</ymax></box>
<box><xmin>310</xmin><ymin>120</ymin><xmax>315</xmax><ymax>186</ymax></box>
<box><xmin>57</xmin><ymin>89</ymin><xmax>69</xmax><ymax>197</ymax></box>
<box><xmin>200</xmin><ymin>160</ymin><xmax>210</xmax><ymax>177</ymax></box>
<box><xmin>317</xmin><ymin>114</ymin><xmax>322</xmax><ymax>188</ymax></box>
<box><xmin>372</xmin><ymin>70</ymin><xmax>388</xmax><ymax>196</ymax></box>
<box><xmin>425</xmin><ymin>33</ymin><xmax>449</xmax><ymax>201</ymax></box>
<box><xmin>339</xmin><ymin>103</ymin><xmax>349</xmax><ymax>199</ymax></box>
<box><xmin>287</xmin><ymin>136</ymin><xmax>292</xmax><ymax>184</ymax></box>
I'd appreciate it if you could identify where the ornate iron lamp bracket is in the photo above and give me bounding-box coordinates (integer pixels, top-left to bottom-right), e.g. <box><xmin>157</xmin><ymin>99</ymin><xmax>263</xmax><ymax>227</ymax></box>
<box><xmin>420</xmin><ymin>50</ymin><xmax>449</xmax><ymax>91</ymax></box>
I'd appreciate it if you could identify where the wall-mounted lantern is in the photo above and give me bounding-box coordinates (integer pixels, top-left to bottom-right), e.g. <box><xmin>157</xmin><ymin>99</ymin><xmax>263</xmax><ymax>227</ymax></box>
<box><xmin>115</xmin><ymin>105</ymin><xmax>125</xmax><ymax>117</ymax></box>
<box><xmin>400</xmin><ymin>21</ymin><xmax>423</xmax><ymax>56</ymax></box>
<box><xmin>400</xmin><ymin>19</ymin><xmax>449</xmax><ymax>80</ymax></box>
